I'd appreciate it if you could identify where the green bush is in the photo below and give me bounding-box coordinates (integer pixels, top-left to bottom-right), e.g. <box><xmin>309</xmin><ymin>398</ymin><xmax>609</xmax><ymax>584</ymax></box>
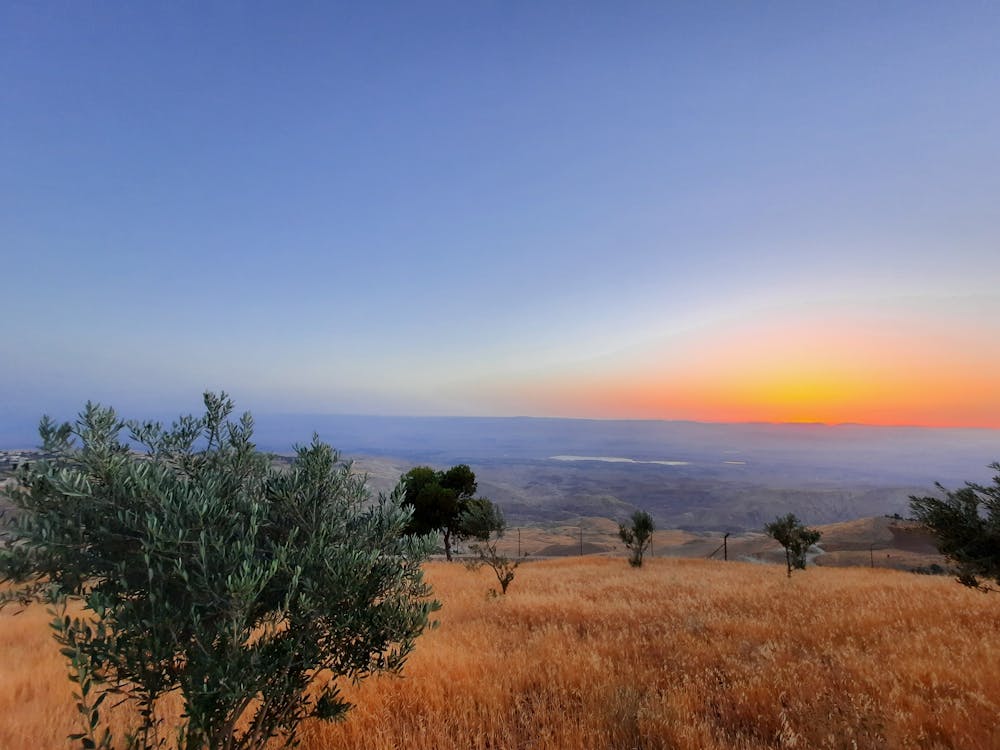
<box><xmin>764</xmin><ymin>513</ymin><xmax>822</xmax><ymax>577</ymax></box>
<box><xmin>461</xmin><ymin>498</ymin><xmax>518</xmax><ymax>595</ymax></box>
<box><xmin>0</xmin><ymin>393</ymin><xmax>438</xmax><ymax>750</ymax></box>
<box><xmin>619</xmin><ymin>510</ymin><xmax>655</xmax><ymax>568</ymax></box>
<box><xmin>910</xmin><ymin>463</ymin><xmax>1000</xmax><ymax>592</ymax></box>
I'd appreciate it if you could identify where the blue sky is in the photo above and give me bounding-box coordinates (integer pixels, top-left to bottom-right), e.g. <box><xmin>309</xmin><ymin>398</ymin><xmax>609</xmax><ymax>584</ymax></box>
<box><xmin>3</xmin><ymin>2</ymin><xmax>999</xmax><ymax>426</ymax></box>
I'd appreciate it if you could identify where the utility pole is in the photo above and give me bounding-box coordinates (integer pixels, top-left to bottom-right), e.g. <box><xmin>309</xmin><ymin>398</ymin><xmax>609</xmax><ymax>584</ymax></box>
<box><xmin>517</xmin><ymin>528</ymin><xmax>521</xmax><ymax>558</ymax></box>
<box><xmin>870</xmin><ymin>544</ymin><xmax>875</xmax><ymax>568</ymax></box>
<box><xmin>723</xmin><ymin>532</ymin><xmax>730</xmax><ymax>561</ymax></box>
<box><xmin>579</xmin><ymin>526</ymin><xmax>583</xmax><ymax>556</ymax></box>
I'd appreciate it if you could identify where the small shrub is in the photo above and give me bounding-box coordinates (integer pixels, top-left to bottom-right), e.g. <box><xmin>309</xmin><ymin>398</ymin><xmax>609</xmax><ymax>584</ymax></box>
<box><xmin>618</xmin><ymin>510</ymin><xmax>655</xmax><ymax>568</ymax></box>
<box><xmin>764</xmin><ymin>513</ymin><xmax>822</xmax><ymax>577</ymax></box>
<box><xmin>461</xmin><ymin>498</ymin><xmax>518</xmax><ymax>595</ymax></box>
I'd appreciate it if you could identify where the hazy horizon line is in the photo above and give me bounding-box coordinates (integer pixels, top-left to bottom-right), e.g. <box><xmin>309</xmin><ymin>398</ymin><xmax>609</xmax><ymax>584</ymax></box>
<box><xmin>249</xmin><ymin>411</ymin><xmax>1000</xmax><ymax>432</ymax></box>
<box><xmin>4</xmin><ymin>410</ymin><xmax>999</xmax><ymax>450</ymax></box>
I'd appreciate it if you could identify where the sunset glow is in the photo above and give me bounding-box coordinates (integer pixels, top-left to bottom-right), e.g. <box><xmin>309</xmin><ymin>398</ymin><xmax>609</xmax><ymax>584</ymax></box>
<box><xmin>2</xmin><ymin>4</ymin><xmax>1000</xmax><ymax>436</ymax></box>
<box><xmin>486</xmin><ymin>301</ymin><xmax>1000</xmax><ymax>428</ymax></box>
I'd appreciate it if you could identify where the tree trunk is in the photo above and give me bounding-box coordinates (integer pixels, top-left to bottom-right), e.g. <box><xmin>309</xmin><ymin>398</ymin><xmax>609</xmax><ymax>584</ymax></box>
<box><xmin>443</xmin><ymin>529</ymin><xmax>452</xmax><ymax>561</ymax></box>
<box><xmin>785</xmin><ymin>548</ymin><xmax>791</xmax><ymax>578</ymax></box>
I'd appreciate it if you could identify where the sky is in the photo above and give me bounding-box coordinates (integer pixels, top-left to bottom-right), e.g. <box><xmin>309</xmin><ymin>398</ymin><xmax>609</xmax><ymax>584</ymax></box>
<box><xmin>2</xmin><ymin>2</ymin><xmax>1000</xmax><ymax>428</ymax></box>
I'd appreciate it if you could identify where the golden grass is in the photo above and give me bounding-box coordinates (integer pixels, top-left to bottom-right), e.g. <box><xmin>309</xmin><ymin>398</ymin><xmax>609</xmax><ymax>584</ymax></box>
<box><xmin>3</xmin><ymin>558</ymin><xmax>999</xmax><ymax>749</ymax></box>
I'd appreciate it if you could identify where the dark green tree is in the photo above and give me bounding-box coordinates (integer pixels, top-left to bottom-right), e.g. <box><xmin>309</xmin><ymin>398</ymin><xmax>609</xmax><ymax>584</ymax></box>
<box><xmin>765</xmin><ymin>513</ymin><xmax>822</xmax><ymax>577</ymax></box>
<box><xmin>0</xmin><ymin>393</ymin><xmax>438</xmax><ymax>750</ymax></box>
<box><xmin>400</xmin><ymin>463</ymin><xmax>479</xmax><ymax>561</ymax></box>
<box><xmin>461</xmin><ymin>498</ymin><xmax>518</xmax><ymax>595</ymax></box>
<box><xmin>400</xmin><ymin>467</ymin><xmax>456</xmax><ymax>535</ymax></box>
<box><xmin>440</xmin><ymin>464</ymin><xmax>477</xmax><ymax>502</ymax></box>
<box><xmin>618</xmin><ymin>510</ymin><xmax>655</xmax><ymax>567</ymax></box>
<box><xmin>910</xmin><ymin>463</ymin><xmax>1000</xmax><ymax>592</ymax></box>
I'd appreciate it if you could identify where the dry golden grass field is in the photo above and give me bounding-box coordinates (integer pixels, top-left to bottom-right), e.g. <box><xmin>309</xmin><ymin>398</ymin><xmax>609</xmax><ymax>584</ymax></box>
<box><xmin>2</xmin><ymin>557</ymin><xmax>998</xmax><ymax>750</ymax></box>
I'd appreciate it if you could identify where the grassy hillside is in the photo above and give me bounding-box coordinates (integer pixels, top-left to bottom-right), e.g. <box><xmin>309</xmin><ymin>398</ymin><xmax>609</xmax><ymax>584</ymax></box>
<box><xmin>2</xmin><ymin>558</ymin><xmax>997</xmax><ymax>749</ymax></box>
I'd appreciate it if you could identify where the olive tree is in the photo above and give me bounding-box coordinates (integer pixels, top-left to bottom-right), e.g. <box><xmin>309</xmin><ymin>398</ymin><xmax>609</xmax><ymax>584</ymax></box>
<box><xmin>0</xmin><ymin>393</ymin><xmax>438</xmax><ymax>750</ymax></box>
<box><xmin>619</xmin><ymin>510</ymin><xmax>655</xmax><ymax>567</ymax></box>
<box><xmin>764</xmin><ymin>513</ymin><xmax>822</xmax><ymax>577</ymax></box>
<box><xmin>910</xmin><ymin>462</ymin><xmax>1000</xmax><ymax>592</ymax></box>
<box><xmin>461</xmin><ymin>498</ymin><xmax>518</xmax><ymax>595</ymax></box>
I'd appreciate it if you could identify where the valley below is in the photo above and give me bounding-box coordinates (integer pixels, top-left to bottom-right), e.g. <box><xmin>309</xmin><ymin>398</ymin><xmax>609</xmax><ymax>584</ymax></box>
<box><xmin>256</xmin><ymin>415</ymin><xmax>997</xmax><ymax>571</ymax></box>
<box><xmin>6</xmin><ymin>415</ymin><xmax>997</xmax><ymax>573</ymax></box>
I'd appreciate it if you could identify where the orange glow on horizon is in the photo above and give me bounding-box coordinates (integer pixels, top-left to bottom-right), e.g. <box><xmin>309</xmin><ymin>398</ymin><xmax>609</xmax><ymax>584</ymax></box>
<box><xmin>487</xmin><ymin>303</ymin><xmax>1000</xmax><ymax>428</ymax></box>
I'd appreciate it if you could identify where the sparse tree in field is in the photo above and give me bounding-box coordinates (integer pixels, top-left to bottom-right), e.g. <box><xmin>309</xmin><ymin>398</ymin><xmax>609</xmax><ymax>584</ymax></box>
<box><xmin>910</xmin><ymin>462</ymin><xmax>1000</xmax><ymax>592</ymax></box>
<box><xmin>461</xmin><ymin>498</ymin><xmax>519</xmax><ymax>595</ymax></box>
<box><xmin>765</xmin><ymin>513</ymin><xmax>822</xmax><ymax>577</ymax></box>
<box><xmin>0</xmin><ymin>393</ymin><xmax>438</xmax><ymax>750</ymax></box>
<box><xmin>619</xmin><ymin>510</ymin><xmax>655</xmax><ymax>567</ymax></box>
<box><xmin>401</xmin><ymin>463</ymin><xmax>479</xmax><ymax>561</ymax></box>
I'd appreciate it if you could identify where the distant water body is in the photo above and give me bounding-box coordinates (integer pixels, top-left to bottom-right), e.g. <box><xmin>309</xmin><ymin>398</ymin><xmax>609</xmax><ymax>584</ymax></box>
<box><xmin>549</xmin><ymin>455</ymin><xmax>690</xmax><ymax>466</ymax></box>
